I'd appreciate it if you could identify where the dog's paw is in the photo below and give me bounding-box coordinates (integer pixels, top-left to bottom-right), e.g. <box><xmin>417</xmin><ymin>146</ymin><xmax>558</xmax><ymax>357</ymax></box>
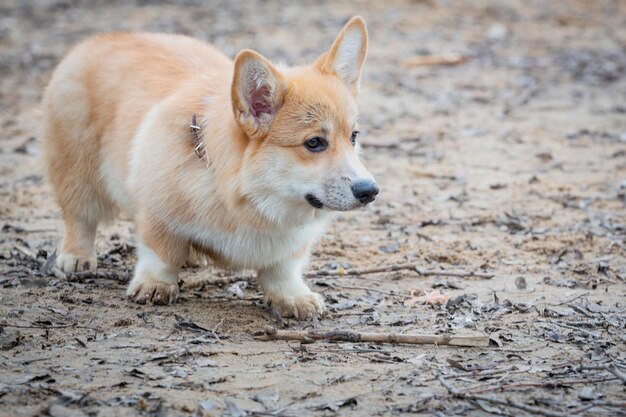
<box><xmin>56</xmin><ymin>253</ymin><xmax>97</xmax><ymax>273</ymax></box>
<box><xmin>126</xmin><ymin>281</ymin><xmax>178</xmax><ymax>305</ymax></box>
<box><xmin>264</xmin><ymin>290</ymin><xmax>326</xmax><ymax>319</ymax></box>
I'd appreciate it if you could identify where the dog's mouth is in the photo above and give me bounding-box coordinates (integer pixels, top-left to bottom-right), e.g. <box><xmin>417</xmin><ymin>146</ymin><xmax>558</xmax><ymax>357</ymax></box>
<box><xmin>305</xmin><ymin>193</ymin><xmax>324</xmax><ymax>209</ymax></box>
<box><xmin>305</xmin><ymin>193</ymin><xmax>370</xmax><ymax>211</ymax></box>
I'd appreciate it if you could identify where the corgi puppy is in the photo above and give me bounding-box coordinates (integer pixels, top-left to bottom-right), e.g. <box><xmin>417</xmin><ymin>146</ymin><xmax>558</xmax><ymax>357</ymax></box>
<box><xmin>42</xmin><ymin>17</ymin><xmax>378</xmax><ymax>319</ymax></box>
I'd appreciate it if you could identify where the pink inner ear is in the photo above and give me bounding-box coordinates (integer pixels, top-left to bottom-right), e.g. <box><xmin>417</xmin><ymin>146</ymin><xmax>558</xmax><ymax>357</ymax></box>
<box><xmin>249</xmin><ymin>85</ymin><xmax>272</xmax><ymax>118</ymax></box>
<box><xmin>251</xmin><ymin>100</ymin><xmax>272</xmax><ymax>118</ymax></box>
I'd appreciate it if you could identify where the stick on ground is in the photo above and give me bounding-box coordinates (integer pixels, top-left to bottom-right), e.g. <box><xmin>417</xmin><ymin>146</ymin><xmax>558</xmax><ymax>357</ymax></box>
<box><xmin>188</xmin><ymin>263</ymin><xmax>494</xmax><ymax>287</ymax></box>
<box><xmin>305</xmin><ymin>263</ymin><xmax>494</xmax><ymax>279</ymax></box>
<box><xmin>258</xmin><ymin>327</ymin><xmax>490</xmax><ymax>347</ymax></box>
<box><xmin>436</xmin><ymin>373</ymin><xmax>570</xmax><ymax>417</ymax></box>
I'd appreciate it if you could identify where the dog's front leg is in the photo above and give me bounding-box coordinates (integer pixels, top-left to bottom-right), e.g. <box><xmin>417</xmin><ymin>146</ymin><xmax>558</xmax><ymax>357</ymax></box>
<box><xmin>258</xmin><ymin>254</ymin><xmax>325</xmax><ymax>319</ymax></box>
<box><xmin>126</xmin><ymin>216</ymin><xmax>188</xmax><ymax>305</ymax></box>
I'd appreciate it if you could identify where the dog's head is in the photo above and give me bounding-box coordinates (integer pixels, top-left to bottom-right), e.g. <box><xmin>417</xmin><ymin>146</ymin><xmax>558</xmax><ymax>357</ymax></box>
<box><xmin>232</xmin><ymin>17</ymin><xmax>378</xmax><ymax>219</ymax></box>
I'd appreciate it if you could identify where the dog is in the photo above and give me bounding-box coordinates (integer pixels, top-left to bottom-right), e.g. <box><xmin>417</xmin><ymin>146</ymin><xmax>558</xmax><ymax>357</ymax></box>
<box><xmin>42</xmin><ymin>16</ymin><xmax>378</xmax><ymax>319</ymax></box>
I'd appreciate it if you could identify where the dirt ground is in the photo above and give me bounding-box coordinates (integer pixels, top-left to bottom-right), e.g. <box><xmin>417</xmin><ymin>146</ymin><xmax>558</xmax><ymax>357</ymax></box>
<box><xmin>1</xmin><ymin>0</ymin><xmax>625</xmax><ymax>416</ymax></box>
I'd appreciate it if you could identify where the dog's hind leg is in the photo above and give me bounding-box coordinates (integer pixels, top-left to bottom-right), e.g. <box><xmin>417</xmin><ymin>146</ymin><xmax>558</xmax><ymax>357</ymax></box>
<box><xmin>51</xmin><ymin>171</ymin><xmax>113</xmax><ymax>273</ymax></box>
<box><xmin>42</xmin><ymin>69</ymin><xmax>116</xmax><ymax>273</ymax></box>
<box><xmin>44</xmin><ymin>127</ymin><xmax>110</xmax><ymax>273</ymax></box>
<box><xmin>56</xmin><ymin>215</ymin><xmax>98</xmax><ymax>272</ymax></box>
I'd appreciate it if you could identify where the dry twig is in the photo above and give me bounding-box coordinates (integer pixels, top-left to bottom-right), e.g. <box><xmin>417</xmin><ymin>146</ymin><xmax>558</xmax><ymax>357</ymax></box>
<box><xmin>184</xmin><ymin>274</ymin><xmax>255</xmax><ymax>287</ymax></box>
<box><xmin>305</xmin><ymin>263</ymin><xmax>493</xmax><ymax>279</ymax></box>
<box><xmin>466</xmin><ymin>376</ymin><xmax>618</xmax><ymax>394</ymax></box>
<box><xmin>324</xmin><ymin>283</ymin><xmax>411</xmax><ymax>299</ymax></box>
<box><xmin>258</xmin><ymin>326</ymin><xmax>489</xmax><ymax>347</ymax></box>
<box><xmin>422</xmin><ymin>365</ymin><xmax>518</xmax><ymax>382</ymax></box>
<box><xmin>0</xmin><ymin>322</ymin><xmax>99</xmax><ymax>331</ymax></box>
<box><xmin>187</xmin><ymin>264</ymin><xmax>493</xmax><ymax>287</ymax></box>
<box><xmin>436</xmin><ymin>373</ymin><xmax>569</xmax><ymax>417</ymax></box>
<box><xmin>607</xmin><ymin>364</ymin><xmax>626</xmax><ymax>384</ymax></box>
<box><xmin>69</xmin><ymin>271</ymin><xmax>129</xmax><ymax>282</ymax></box>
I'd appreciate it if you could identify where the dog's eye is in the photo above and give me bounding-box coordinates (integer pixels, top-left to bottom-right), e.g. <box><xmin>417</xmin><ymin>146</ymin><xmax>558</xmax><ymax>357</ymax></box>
<box><xmin>304</xmin><ymin>137</ymin><xmax>327</xmax><ymax>152</ymax></box>
<box><xmin>351</xmin><ymin>130</ymin><xmax>359</xmax><ymax>146</ymax></box>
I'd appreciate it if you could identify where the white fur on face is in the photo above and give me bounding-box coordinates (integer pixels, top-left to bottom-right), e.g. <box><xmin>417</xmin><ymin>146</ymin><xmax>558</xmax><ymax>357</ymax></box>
<box><xmin>244</xmin><ymin>141</ymin><xmax>375</xmax><ymax>213</ymax></box>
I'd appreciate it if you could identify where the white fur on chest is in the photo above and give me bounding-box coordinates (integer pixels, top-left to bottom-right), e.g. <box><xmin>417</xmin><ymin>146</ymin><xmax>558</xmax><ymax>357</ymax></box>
<box><xmin>127</xmin><ymin>101</ymin><xmax>332</xmax><ymax>271</ymax></box>
<box><xmin>171</xmin><ymin>219</ymin><xmax>328</xmax><ymax>269</ymax></box>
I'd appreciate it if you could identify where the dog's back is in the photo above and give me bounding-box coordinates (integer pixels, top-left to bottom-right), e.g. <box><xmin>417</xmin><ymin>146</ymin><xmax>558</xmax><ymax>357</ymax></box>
<box><xmin>43</xmin><ymin>33</ymin><xmax>230</xmax><ymax>218</ymax></box>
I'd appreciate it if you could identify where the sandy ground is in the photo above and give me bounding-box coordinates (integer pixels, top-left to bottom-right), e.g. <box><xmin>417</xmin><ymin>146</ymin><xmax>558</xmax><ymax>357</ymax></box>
<box><xmin>1</xmin><ymin>1</ymin><xmax>625</xmax><ymax>416</ymax></box>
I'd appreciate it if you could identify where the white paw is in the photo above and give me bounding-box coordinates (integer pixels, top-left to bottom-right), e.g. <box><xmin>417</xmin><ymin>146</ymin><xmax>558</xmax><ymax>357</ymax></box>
<box><xmin>263</xmin><ymin>286</ymin><xmax>326</xmax><ymax>319</ymax></box>
<box><xmin>56</xmin><ymin>253</ymin><xmax>97</xmax><ymax>273</ymax></box>
<box><xmin>126</xmin><ymin>280</ymin><xmax>179</xmax><ymax>305</ymax></box>
<box><xmin>126</xmin><ymin>242</ymin><xmax>179</xmax><ymax>305</ymax></box>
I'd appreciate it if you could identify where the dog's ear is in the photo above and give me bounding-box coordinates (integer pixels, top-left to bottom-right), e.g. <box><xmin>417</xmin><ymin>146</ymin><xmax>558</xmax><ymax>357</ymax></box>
<box><xmin>232</xmin><ymin>50</ymin><xmax>287</xmax><ymax>139</ymax></box>
<box><xmin>315</xmin><ymin>16</ymin><xmax>368</xmax><ymax>96</ymax></box>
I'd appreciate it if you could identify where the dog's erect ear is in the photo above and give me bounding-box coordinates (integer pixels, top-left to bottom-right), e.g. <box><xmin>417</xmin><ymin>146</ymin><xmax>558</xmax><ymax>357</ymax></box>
<box><xmin>315</xmin><ymin>16</ymin><xmax>368</xmax><ymax>96</ymax></box>
<box><xmin>232</xmin><ymin>50</ymin><xmax>287</xmax><ymax>139</ymax></box>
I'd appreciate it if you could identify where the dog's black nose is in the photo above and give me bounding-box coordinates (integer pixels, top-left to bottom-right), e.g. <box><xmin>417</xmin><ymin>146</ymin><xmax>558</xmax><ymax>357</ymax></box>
<box><xmin>351</xmin><ymin>180</ymin><xmax>379</xmax><ymax>204</ymax></box>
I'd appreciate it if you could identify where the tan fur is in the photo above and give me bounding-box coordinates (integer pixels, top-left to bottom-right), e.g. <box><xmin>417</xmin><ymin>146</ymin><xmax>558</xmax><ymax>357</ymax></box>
<box><xmin>43</xmin><ymin>17</ymin><xmax>376</xmax><ymax>319</ymax></box>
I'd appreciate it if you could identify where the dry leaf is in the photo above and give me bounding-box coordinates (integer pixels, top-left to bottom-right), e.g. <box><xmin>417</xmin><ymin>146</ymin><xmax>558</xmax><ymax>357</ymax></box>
<box><xmin>423</xmin><ymin>290</ymin><xmax>451</xmax><ymax>305</ymax></box>
<box><xmin>404</xmin><ymin>289</ymin><xmax>449</xmax><ymax>307</ymax></box>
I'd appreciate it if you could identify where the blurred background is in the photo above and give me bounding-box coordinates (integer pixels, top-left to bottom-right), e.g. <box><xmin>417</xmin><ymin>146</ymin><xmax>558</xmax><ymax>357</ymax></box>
<box><xmin>1</xmin><ymin>0</ymin><xmax>625</xmax><ymax>147</ymax></box>
<box><xmin>1</xmin><ymin>1</ymin><xmax>625</xmax><ymax>416</ymax></box>
<box><xmin>1</xmin><ymin>1</ymin><xmax>625</xmax><ymax>140</ymax></box>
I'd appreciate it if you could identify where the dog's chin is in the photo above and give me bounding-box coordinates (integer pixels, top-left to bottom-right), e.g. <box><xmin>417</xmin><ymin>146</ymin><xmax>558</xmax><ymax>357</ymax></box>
<box><xmin>328</xmin><ymin>204</ymin><xmax>364</xmax><ymax>212</ymax></box>
<box><xmin>305</xmin><ymin>194</ymin><xmax>365</xmax><ymax>211</ymax></box>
